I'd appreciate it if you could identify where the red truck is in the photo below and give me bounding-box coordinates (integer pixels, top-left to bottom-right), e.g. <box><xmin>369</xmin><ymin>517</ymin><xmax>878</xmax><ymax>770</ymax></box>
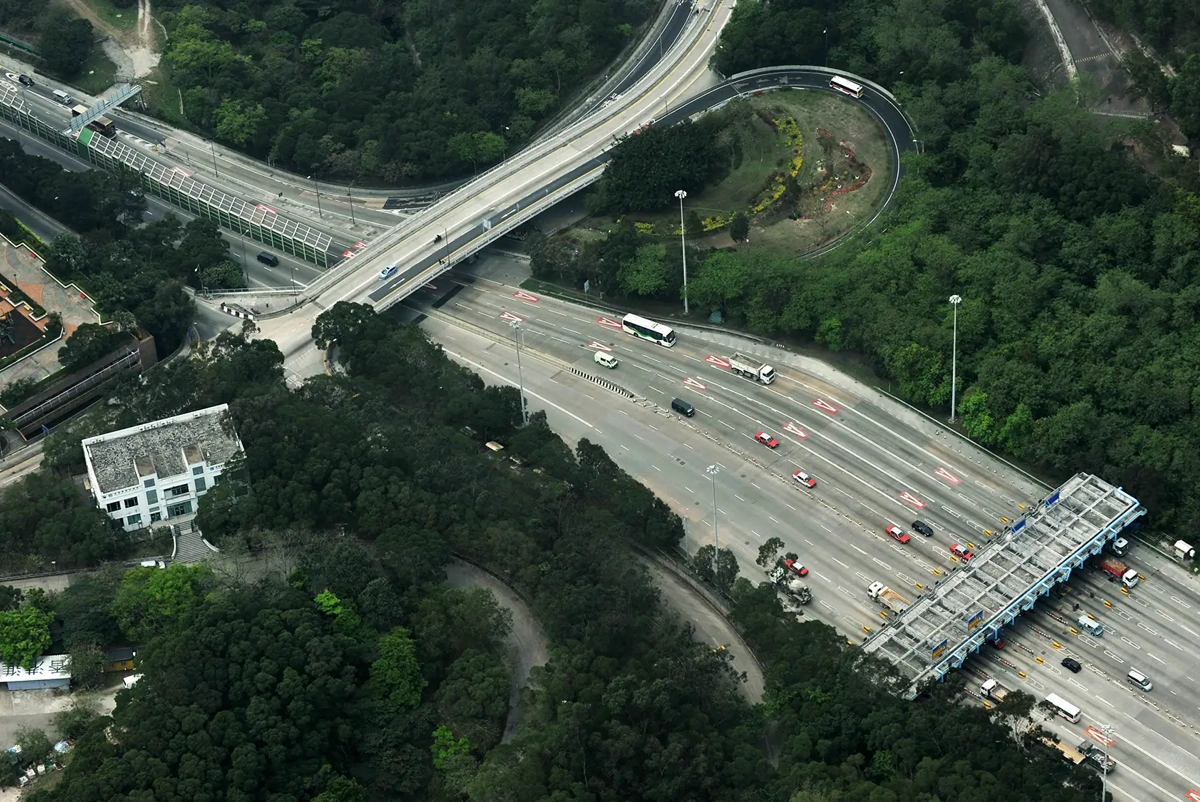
<box><xmin>1100</xmin><ymin>558</ymin><xmax>1139</xmax><ymax>588</ymax></box>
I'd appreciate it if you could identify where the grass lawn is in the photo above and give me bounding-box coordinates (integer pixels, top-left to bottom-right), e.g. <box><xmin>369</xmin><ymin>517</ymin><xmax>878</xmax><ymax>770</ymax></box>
<box><xmin>578</xmin><ymin>87</ymin><xmax>896</xmax><ymax>256</ymax></box>
<box><xmin>73</xmin><ymin>48</ymin><xmax>119</xmax><ymax>96</ymax></box>
<box><xmin>84</xmin><ymin>0</ymin><xmax>139</xmax><ymax>32</ymax></box>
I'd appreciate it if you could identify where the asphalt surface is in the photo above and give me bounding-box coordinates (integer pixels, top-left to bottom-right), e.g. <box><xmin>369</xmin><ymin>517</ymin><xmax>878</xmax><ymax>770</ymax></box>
<box><xmin>392</xmin><ymin>251</ymin><xmax>1200</xmax><ymax>802</ymax></box>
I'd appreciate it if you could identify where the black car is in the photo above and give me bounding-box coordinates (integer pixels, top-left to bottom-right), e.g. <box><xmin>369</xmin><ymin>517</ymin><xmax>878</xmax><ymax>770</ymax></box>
<box><xmin>1061</xmin><ymin>657</ymin><xmax>1082</xmax><ymax>673</ymax></box>
<box><xmin>17</xmin><ymin>74</ymin><xmax>33</xmax><ymax>86</ymax></box>
<box><xmin>912</xmin><ymin>520</ymin><xmax>934</xmax><ymax>537</ymax></box>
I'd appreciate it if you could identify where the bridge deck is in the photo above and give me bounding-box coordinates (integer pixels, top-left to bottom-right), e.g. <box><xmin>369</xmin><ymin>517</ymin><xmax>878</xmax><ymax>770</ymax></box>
<box><xmin>862</xmin><ymin>473</ymin><xmax>1144</xmax><ymax>696</ymax></box>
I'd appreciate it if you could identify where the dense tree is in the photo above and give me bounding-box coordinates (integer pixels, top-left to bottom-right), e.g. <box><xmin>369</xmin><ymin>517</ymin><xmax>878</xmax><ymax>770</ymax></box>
<box><xmin>0</xmin><ymin>606</ymin><xmax>54</xmax><ymax>669</ymax></box>
<box><xmin>590</xmin><ymin>118</ymin><xmax>728</xmax><ymax>214</ymax></box>
<box><xmin>153</xmin><ymin>0</ymin><xmax>655</xmax><ymax>182</ymax></box>
<box><xmin>57</xmin><ymin>323</ymin><xmax>129</xmax><ymax>372</ymax></box>
<box><xmin>110</xmin><ymin>563</ymin><xmax>211</xmax><ymax>642</ymax></box>
<box><xmin>0</xmin><ymin>472</ymin><xmax>125</xmax><ymax>574</ymax></box>
<box><xmin>38</xmin><ymin>13</ymin><xmax>92</xmax><ymax>78</ymax></box>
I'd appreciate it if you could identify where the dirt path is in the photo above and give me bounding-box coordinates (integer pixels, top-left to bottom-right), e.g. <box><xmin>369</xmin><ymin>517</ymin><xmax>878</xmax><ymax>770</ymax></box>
<box><xmin>60</xmin><ymin>0</ymin><xmax>124</xmax><ymax>42</ymax></box>
<box><xmin>60</xmin><ymin>0</ymin><xmax>161</xmax><ymax>80</ymax></box>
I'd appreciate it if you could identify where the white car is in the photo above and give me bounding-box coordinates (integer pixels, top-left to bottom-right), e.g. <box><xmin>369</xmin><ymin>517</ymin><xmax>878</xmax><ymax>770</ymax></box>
<box><xmin>379</xmin><ymin>264</ymin><xmax>399</xmax><ymax>280</ymax></box>
<box><xmin>792</xmin><ymin>470</ymin><xmax>817</xmax><ymax>488</ymax></box>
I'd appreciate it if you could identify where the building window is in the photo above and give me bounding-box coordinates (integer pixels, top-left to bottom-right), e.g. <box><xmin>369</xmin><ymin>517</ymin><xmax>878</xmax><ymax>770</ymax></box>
<box><xmin>195</xmin><ymin>477</ymin><xmax>207</xmax><ymax>493</ymax></box>
<box><xmin>113</xmin><ymin>517</ymin><xmax>123</xmax><ymax>526</ymax></box>
<box><xmin>143</xmin><ymin>478</ymin><xmax>155</xmax><ymax>488</ymax></box>
<box><xmin>106</xmin><ymin>501</ymin><xmax>121</xmax><ymax>512</ymax></box>
<box><xmin>167</xmin><ymin>484</ymin><xmax>190</xmax><ymax>498</ymax></box>
<box><xmin>123</xmin><ymin>497</ymin><xmax>139</xmax><ymax>508</ymax></box>
<box><xmin>213</xmin><ymin>475</ymin><xmax>222</xmax><ymax>486</ymax></box>
<box><xmin>146</xmin><ymin>489</ymin><xmax>158</xmax><ymax>505</ymax></box>
<box><xmin>150</xmin><ymin>512</ymin><xmax>162</xmax><ymax>523</ymax></box>
<box><xmin>192</xmin><ymin>466</ymin><xmax>204</xmax><ymax>475</ymax></box>
<box><xmin>126</xmin><ymin>513</ymin><xmax>142</xmax><ymax>526</ymax></box>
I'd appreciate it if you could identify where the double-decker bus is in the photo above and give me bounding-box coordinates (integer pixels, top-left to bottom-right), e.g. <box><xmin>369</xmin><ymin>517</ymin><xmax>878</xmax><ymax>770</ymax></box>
<box><xmin>1045</xmin><ymin>693</ymin><xmax>1082</xmax><ymax>723</ymax></box>
<box><xmin>830</xmin><ymin>75</ymin><xmax>864</xmax><ymax>98</ymax></box>
<box><xmin>621</xmin><ymin>313</ymin><xmax>676</xmax><ymax>347</ymax></box>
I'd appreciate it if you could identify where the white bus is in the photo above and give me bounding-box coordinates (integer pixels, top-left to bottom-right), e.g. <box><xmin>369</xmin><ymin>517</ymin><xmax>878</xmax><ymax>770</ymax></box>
<box><xmin>621</xmin><ymin>313</ymin><xmax>676</xmax><ymax>347</ymax></box>
<box><xmin>1045</xmin><ymin>693</ymin><xmax>1082</xmax><ymax>723</ymax></box>
<box><xmin>830</xmin><ymin>75</ymin><xmax>864</xmax><ymax>98</ymax></box>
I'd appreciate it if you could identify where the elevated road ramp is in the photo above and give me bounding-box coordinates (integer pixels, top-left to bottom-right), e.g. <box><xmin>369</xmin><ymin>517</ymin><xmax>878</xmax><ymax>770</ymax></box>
<box><xmin>862</xmin><ymin>473</ymin><xmax>1145</xmax><ymax>698</ymax></box>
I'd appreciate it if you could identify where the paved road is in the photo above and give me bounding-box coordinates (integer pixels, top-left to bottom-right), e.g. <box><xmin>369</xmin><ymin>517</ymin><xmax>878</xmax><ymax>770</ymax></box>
<box><xmin>398</xmin><ymin>251</ymin><xmax>1200</xmax><ymax>801</ymax></box>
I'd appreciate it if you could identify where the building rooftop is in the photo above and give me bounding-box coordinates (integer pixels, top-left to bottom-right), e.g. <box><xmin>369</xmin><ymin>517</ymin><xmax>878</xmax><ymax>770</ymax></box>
<box><xmin>1</xmin><ymin>654</ymin><xmax>71</xmax><ymax>682</ymax></box>
<box><xmin>82</xmin><ymin>404</ymin><xmax>243</xmax><ymax>494</ymax></box>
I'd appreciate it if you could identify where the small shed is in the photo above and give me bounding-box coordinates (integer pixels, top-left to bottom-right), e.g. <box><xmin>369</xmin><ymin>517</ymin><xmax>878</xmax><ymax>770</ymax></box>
<box><xmin>104</xmin><ymin>647</ymin><xmax>136</xmax><ymax>673</ymax></box>
<box><xmin>1</xmin><ymin>655</ymin><xmax>70</xmax><ymax>691</ymax></box>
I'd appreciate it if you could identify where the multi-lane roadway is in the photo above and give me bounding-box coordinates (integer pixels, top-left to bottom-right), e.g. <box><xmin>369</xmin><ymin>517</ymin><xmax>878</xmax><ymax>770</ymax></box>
<box><xmin>397</xmin><ymin>254</ymin><xmax>1200</xmax><ymax>802</ymax></box>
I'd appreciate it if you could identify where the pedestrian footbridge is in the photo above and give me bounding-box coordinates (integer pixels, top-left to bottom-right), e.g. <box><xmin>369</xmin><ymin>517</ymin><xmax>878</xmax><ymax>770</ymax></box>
<box><xmin>862</xmin><ymin>473</ymin><xmax>1145</xmax><ymax>698</ymax></box>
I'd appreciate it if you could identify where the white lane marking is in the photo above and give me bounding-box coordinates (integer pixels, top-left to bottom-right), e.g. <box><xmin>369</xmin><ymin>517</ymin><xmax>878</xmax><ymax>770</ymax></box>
<box><xmin>562</xmin><ymin>327</ymin><xmax>582</xmax><ymax>335</ymax></box>
<box><xmin>1147</xmin><ymin>653</ymin><xmax>1166</xmax><ymax>665</ymax></box>
<box><xmin>831</xmin><ymin>557</ymin><xmax>849</xmax><ymax>569</ymax></box>
<box><xmin>652</xmin><ymin>465</ymin><xmax>661</xmax><ymax>471</ymax></box>
<box><xmin>850</xmin><ymin>544</ymin><xmax>867</xmax><ymax>555</ymax></box>
<box><xmin>442</xmin><ymin>349</ymin><xmax>593</xmax><ymax>427</ymax></box>
<box><xmin>648</xmin><ymin>385</ymin><xmax>664</xmax><ymax>394</ymax></box>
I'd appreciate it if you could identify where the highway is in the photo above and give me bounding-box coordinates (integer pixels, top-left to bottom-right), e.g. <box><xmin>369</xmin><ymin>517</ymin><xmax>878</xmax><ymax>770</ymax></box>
<box><xmin>390</xmin><ymin>252</ymin><xmax>1200</xmax><ymax>802</ymax></box>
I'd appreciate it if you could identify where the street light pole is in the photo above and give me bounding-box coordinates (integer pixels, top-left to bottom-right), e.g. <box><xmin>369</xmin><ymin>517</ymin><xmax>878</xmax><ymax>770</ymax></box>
<box><xmin>949</xmin><ymin>294</ymin><xmax>962</xmax><ymax>423</ymax></box>
<box><xmin>1100</xmin><ymin>724</ymin><xmax>1115</xmax><ymax>802</ymax></box>
<box><xmin>307</xmin><ymin>175</ymin><xmax>323</xmax><ymax>218</ymax></box>
<box><xmin>347</xmin><ymin>181</ymin><xmax>356</xmax><ymax>226</ymax></box>
<box><xmin>675</xmin><ymin>189</ymin><xmax>689</xmax><ymax>315</ymax></box>
<box><xmin>511</xmin><ymin>321</ymin><xmax>528</xmax><ymax>425</ymax></box>
<box><xmin>824</xmin><ymin>28</ymin><xmax>829</xmax><ymax>67</ymax></box>
<box><xmin>706</xmin><ymin>464</ymin><xmax>719</xmax><ymax>551</ymax></box>
<box><xmin>210</xmin><ymin>142</ymin><xmax>219</xmax><ymax>177</ymax></box>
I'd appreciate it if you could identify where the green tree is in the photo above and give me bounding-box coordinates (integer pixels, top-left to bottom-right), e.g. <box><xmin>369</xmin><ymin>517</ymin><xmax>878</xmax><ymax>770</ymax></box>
<box><xmin>692</xmin><ymin>544</ymin><xmax>716</xmax><ymax>584</ymax></box>
<box><xmin>14</xmin><ymin>725</ymin><xmax>51</xmax><ymax>764</ymax></box>
<box><xmin>617</xmin><ymin>242</ymin><xmax>672</xmax><ymax>297</ymax></box>
<box><xmin>371</xmin><ymin>627</ymin><xmax>426</xmax><ymax>709</ymax></box>
<box><xmin>713</xmin><ymin>547</ymin><xmax>740</xmax><ymax>594</ymax></box>
<box><xmin>0</xmin><ymin>606</ymin><xmax>54</xmax><ymax>669</ymax></box>
<box><xmin>58</xmin><ymin>323</ymin><xmax>127</xmax><ymax>373</ymax></box>
<box><xmin>684</xmin><ymin>209</ymin><xmax>704</xmax><ymax>239</ymax></box>
<box><xmin>729</xmin><ymin>212</ymin><xmax>750</xmax><ymax>243</ymax></box>
<box><xmin>39</xmin><ymin>14</ymin><xmax>93</xmax><ymax>78</ymax></box>
<box><xmin>756</xmin><ymin>537</ymin><xmax>786</xmax><ymax>568</ymax></box>
<box><xmin>110</xmin><ymin>564</ymin><xmax>210</xmax><ymax>642</ymax></box>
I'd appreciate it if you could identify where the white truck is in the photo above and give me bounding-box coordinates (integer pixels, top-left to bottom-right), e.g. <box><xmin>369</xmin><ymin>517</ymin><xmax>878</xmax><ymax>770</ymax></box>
<box><xmin>867</xmin><ymin>581</ymin><xmax>909</xmax><ymax>614</ymax></box>
<box><xmin>770</xmin><ymin>566</ymin><xmax>812</xmax><ymax>605</ymax></box>
<box><xmin>727</xmin><ymin>353</ymin><xmax>776</xmax><ymax>384</ymax></box>
<box><xmin>981</xmin><ymin>678</ymin><xmax>1011</xmax><ymax>703</ymax></box>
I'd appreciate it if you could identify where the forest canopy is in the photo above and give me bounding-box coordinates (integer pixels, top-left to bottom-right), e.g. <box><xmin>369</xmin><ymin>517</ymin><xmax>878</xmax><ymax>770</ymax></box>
<box><xmin>28</xmin><ymin>307</ymin><xmax>1105</xmax><ymax>802</ymax></box>
<box><xmin>152</xmin><ymin>0</ymin><xmax>655</xmax><ymax>182</ymax></box>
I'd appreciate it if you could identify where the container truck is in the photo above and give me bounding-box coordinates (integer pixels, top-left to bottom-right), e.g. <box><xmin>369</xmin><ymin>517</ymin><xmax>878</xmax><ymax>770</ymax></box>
<box><xmin>727</xmin><ymin>353</ymin><xmax>776</xmax><ymax>384</ymax></box>
<box><xmin>866</xmin><ymin>581</ymin><xmax>909</xmax><ymax>614</ymax></box>
<box><xmin>1099</xmin><ymin>557</ymin><xmax>1139</xmax><ymax>588</ymax></box>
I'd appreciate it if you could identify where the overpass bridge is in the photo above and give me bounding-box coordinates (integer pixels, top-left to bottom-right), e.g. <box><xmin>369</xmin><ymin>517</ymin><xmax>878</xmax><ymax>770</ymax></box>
<box><xmin>861</xmin><ymin>472</ymin><xmax>1145</xmax><ymax>698</ymax></box>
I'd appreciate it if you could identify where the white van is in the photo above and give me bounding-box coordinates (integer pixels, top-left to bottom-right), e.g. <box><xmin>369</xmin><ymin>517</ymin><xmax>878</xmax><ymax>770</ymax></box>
<box><xmin>1126</xmin><ymin>669</ymin><xmax>1152</xmax><ymax>691</ymax></box>
<box><xmin>593</xmin><ymin>351</ymin><xmax>618</xmax><ymax>369</ymax></box>
<box><xmin>1077</xmin><ymin>616</ymin><xmax>1103</xmax><ymax>636</ymax></box>
<box><xmin>51</xmin><ymin>89</ymin><xmax>72</xmax><ymax>105</ymax></box>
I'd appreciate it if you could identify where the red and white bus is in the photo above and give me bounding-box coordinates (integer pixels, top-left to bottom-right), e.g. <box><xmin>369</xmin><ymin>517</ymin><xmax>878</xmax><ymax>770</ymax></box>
<box><xmin>830</xmin><ymin>75</ymin><xmax>864</xmax><ymax>98</ymax></box>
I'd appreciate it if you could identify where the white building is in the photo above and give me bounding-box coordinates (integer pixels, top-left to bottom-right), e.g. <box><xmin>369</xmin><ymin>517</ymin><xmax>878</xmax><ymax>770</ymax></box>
<box><xmin>82</xmin><ymin>404</ymin><xmax>244</xmax><ymax>531</ymax></box>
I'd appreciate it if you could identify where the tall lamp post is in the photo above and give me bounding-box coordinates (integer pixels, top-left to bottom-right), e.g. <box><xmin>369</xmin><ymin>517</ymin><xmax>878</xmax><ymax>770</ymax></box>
<box><xmin>706</xmin><ymin>464</ymin><xmax>719</xmax><ymax>551</ymax></box>
<box><xmin>1099</xmin><ymin>724</ymin><xmax>1115</xmax><ymax>802</ymax></box>
<box><xmin>511</xmin><ymin>320</ymin><xmax>528</xmax><ymax>426</ymax></box>
<box><xmin>347</xmin><ymin>180</ymin><xmax>356</xmax><ymax>226</ymax></box>
<box><xmin>307</xmin><ymin>174</ymin><xmax>323</xmax><ymax>218</ymax></box>
<box><xmin>675</xmin><ymin>189</ymin><xmax>689</xmax><ymax>315</ymax></box>
<box><xmin>949</xmin><ymin>294</ymin><xmax>962</xmax><ymax>423</ymax></box>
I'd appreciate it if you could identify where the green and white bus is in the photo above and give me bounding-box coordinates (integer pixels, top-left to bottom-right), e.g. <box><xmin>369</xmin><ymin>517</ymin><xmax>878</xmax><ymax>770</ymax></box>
<box><xmin>622</xmin><ymin>313</ymin><xmax>676</xmax><ymax>347</ymax></box>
